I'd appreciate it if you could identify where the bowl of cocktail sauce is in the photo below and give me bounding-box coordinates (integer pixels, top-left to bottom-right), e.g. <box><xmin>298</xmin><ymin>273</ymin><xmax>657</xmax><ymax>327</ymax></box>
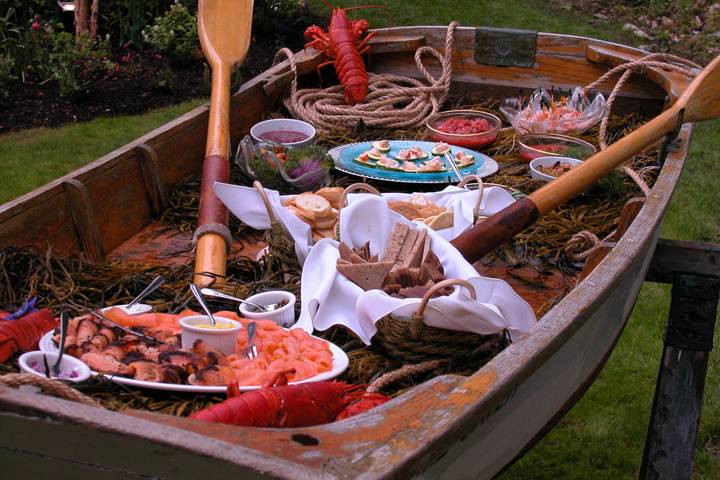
<box><xmin>250</xmin><ymin>118</ymin><xmax>316</xmax><ymax>148</ymax></box>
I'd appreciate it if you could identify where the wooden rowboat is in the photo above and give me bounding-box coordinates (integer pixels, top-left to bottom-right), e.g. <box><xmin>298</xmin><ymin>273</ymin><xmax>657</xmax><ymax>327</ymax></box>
<box><xmin>0</xmin><ymin>26</ymin><xmax>695</xmax><ymax>478</ymax></box>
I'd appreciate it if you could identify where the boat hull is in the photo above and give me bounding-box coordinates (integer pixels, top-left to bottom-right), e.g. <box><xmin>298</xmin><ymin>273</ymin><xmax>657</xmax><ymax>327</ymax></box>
<box><xmin>0</xmin><ymin>25</ymin><xmax>694</xmax><ymax>479</ymax></box>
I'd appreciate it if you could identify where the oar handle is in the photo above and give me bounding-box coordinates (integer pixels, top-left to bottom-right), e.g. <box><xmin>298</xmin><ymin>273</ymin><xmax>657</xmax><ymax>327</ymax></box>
<box><xmin>451</xmin><ymin>106</ymin><xmax>681</xmax><ymax>263</ymax></box>
<box><xmin>450</xmin><ymin>197</ymin><xmax>539</xmax><ymax>261</ymax></box>
<box><xmin>194</xmin><ymin>62</ymin><xmax>232</xmax><ymax>286</ymax></box>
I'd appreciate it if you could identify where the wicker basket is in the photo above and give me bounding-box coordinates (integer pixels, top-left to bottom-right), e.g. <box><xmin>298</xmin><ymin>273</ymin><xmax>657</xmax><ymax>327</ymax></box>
<box><xmin>373</xmin><ymin>279</ymin><xmax>510</xmax><ymax>364</ymax></box>
<box><xmin>252</xmin><ymin>181</ymin><xmax>301</xmax><ymax>272</ymax></box>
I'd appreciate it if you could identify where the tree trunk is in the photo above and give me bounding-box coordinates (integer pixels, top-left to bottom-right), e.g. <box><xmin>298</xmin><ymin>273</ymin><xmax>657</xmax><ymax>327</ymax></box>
<box><xmin>90</xmin><ymin>0</ymin><xmax>99</xmax><ymax>40</ymax></box>
<box><xmin>75</xmin><ymin>0</ymin><xmax>89</xmax><ymax>42</ymax></box>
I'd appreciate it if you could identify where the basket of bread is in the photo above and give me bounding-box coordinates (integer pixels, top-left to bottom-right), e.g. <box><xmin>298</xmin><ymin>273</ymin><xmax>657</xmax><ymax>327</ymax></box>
<box><xmin>295</xmin><ymin>194</ymin><xmax>536</xmax><ymax>363</ymax></box>
<box><xmin>342</xmin><ymin>177</ymin><xmax>518</xmax><ymax>241</ymax></box>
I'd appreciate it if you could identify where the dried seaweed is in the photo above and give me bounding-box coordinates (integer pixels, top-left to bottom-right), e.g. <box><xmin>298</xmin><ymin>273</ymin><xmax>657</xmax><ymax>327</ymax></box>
<box><xmin>0</xmin><ymin>103</ymin><xmax>662</xmax><ymax>411</ymax></box>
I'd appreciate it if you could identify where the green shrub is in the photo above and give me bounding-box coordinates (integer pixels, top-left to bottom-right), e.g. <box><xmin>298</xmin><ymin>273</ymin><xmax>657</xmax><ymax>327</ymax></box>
<box><xmin>48</xmin><ymin>31</ymin><xmax>114</xmax><ymax>96</ymax></box>
<box><xmin>143</xmin><ymin>3</ymin><xmax>198</xmax><ymax>63</ymax></box>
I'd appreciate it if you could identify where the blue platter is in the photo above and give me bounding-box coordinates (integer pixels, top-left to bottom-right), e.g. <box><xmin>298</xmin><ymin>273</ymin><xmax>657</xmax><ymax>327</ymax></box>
<box><xmin>332</xmin><ymin>140</ymin><xmax>498</xmax><ymax>184</ymax></box>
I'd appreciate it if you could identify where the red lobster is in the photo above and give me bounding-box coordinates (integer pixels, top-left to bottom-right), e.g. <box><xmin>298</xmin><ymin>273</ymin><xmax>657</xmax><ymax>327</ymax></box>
<box><xmin>304</xmin><ymin>3</ymin><xmax>384</xmax><ymax>106</ymax></box>
<box><xmin>190</xmin><ymin>369</ymin><xmax>389</xmax><ymax>427</ymax></box>
<box><xmin>0</xmin><ymin>308</ymin><xmax>56</xmax><ymax>363</ymax></box>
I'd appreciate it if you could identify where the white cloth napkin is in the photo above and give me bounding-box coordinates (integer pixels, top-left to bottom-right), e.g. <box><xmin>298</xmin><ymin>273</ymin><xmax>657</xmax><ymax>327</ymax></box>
<box><xmin>348</xmin><ymin>185</ymin><xmax>515</xmax><ymax>240</ymax></box>
<box><xmin>295</xmin><ymin>195</ymin><xmax>536</xmax><ymax>345</ymax></box>
<box><xmin>214</xmin><ymin>181</ymin><xmax>315</xmax><ymax>262</ymax></box>
<box><xmin>214</xmin><ymin>182</ymin><xmax>516</xmax><ymax>263</ymax></box>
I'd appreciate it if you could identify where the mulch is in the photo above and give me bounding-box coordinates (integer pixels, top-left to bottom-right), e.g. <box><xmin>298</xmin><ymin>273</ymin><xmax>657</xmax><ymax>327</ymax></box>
<box><xmin>0</xmin><ymin>52</ymin><xmax>208</xmax><ymax>134</ymax></box>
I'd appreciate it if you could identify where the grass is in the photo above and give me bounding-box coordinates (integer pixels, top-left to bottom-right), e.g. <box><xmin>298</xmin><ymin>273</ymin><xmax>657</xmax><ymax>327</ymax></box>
<box><xmin>0</xmin><ymin>99</ymin><xmax>205</xmax><ymax>204</ymax></box>
<box><xmin>1</xmin><ymin>1</ymin><xmax>719</xmax><ymax>478</ymax></box>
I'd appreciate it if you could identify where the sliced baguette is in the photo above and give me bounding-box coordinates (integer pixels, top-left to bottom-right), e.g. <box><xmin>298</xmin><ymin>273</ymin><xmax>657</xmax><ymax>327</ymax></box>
<box><xmin>315</xmin><ymin>187</ymin><xmax>343</xmax><ymax>209</ymax></box>
<box><xmin>294</xmin><ymin>193</ymin><xmax>331</xmax><ymax>218</ymax></box>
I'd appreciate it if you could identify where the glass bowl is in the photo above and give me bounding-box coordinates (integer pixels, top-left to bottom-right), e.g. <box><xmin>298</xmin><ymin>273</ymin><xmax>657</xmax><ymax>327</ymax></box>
<box><xmin>426</xmin><ymin>110</ymin><xmax>501</xmax><ymax>150</ymax></box>
<box><xmin>235</xmin><ymin>135</ymin><xmax>331</xmax><ymax>191</ymax></box>
<box><xmin>500</xmin><ymin>87</ymin><xmax>607</xmax><ymax>135</ymax></box>
<box><xmin>250</xmin><ymin>118</ymin><xmax>316</xmax><ymax>148</ymax></box>
<box><xmin>518</xmin><ymin>133</ymin><xmax>596</xmax><ymax>162</ymax></box>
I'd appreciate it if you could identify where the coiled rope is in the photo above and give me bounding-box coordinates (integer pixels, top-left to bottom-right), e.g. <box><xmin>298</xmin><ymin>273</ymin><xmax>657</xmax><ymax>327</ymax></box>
<box><xmin>273</xmin><ymin>22</ymin><xmax>458</xmax><ymax>132</ymax></box>
<box><xmin>567</xmin><ymin>53</ymin><xmax>701</xmax><ymax>260</ymax></box>
<box><xmin>584</xmin><ymin>52</ymin><xmax>701</xmax><ymax>196</ymax></box>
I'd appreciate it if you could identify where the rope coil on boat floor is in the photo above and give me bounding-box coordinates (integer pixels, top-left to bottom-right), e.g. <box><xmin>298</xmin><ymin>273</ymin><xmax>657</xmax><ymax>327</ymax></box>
<box><xmin>273</xmin><ymin>22</ymin><xmax>458</xmax><ymax>131</ymax></box>
<box><xmin>0</xmin><ymin>373</ymin><xmax>99</xmax><ymax>406</ymax></box>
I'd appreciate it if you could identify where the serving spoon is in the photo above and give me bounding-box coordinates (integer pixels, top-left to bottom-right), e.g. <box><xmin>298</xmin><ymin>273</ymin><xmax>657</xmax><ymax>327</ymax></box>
<box><xmin>451</xmin><ymin>53</ymin><xmax>720</xmax><ymax>263</ymax></box>
<box><xmin>190</xmin><ymin>284</ymin><xmax>218</xmax><ymax>326</ymax></box>
<box><xmin>200</xmin><ymin>288</ymin><xmax>282</xmax><ymax>313</ymax></box>
<box><xmin>126</xmin><ymin>275</ymin><xmax>165</xmax><ymax>309</ymax></box>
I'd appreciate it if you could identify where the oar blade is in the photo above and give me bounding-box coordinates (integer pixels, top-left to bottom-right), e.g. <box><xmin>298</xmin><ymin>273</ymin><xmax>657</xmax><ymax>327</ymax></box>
<box><xmin>681</xmin><ymin>53</ymin><xmax>720</xmax><ymax>122</ymax></box>
<box><xmin>198</xmin><ymin>0</ymin><xmax>254</xmax><ymax>67</ymax></box>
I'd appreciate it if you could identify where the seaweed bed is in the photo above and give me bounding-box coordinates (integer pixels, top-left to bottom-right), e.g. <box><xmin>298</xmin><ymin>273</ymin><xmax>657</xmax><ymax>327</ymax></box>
<box><xmin>0</xmin><ymin>104</ymin><xmax>662</xmax><ymax>414</ymax></box>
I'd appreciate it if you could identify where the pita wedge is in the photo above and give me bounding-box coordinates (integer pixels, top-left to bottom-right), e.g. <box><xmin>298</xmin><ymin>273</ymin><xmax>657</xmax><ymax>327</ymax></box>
<box><xmin>403</xmin><ymin>229</ymin><xmax>427</xmax><ymax>268</ymax></box>
<box><xmin>394</xmin><ymin>229</ymin><xmax>419</xmax><ymax>268</ymax></box>
<box><xmin>382</xmin><ymin>223</ymin><xmax>409</xmax><ymax>263</ymax></box>
<box><xmin>337</xmin><ymin>261</ymin><xmax>394</xmax><ymax>291</ymax></box>
<box><xmin>339</xmin><ymin>242</ymin><xmax>367</xmax><ymax>264</ymax></box>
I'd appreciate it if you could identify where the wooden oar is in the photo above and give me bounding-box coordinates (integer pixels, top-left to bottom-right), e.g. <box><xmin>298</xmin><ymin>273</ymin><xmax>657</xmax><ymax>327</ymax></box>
<box><xmin>451</xmin><ymin>54</ymin><xmax>720</xmax><ymax>263</ymax></box>
<box><xmin>193</xmin><ymin>0</ymin><xmax>253</xmax><ymax>286</ymax></box>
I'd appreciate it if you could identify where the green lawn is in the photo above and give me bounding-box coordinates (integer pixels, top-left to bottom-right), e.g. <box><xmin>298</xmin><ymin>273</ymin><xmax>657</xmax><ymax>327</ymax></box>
<box><xmin>0</xmin><ymin>99</ymin><xmax>205</xmax><ymax>204</ymax></box>
<box><xmin>1</xmin><ymin>1</ymin><xmax>719</xmax><ymax>478</ymax></box>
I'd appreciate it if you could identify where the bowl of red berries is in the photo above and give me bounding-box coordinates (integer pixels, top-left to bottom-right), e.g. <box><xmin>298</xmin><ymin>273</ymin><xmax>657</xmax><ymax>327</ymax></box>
<box><xmin>426</xmin><ymin>110</ymin><xmax>502</xmax><ymax>150</ymax></box>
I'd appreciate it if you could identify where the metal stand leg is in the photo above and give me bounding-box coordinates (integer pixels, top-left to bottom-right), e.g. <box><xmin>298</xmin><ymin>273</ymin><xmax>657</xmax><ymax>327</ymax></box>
<box><xmin>640</xmin><ymin>240</ymin><xmax>720</xmax><ymax>479</ymax></box>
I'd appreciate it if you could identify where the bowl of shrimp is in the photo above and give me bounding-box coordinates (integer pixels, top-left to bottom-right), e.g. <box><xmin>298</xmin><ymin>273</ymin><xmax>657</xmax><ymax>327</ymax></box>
<box><xmin>501</xmin><ymin>87</ymin><xmax>607</xmax><ymax>136</ymax></box>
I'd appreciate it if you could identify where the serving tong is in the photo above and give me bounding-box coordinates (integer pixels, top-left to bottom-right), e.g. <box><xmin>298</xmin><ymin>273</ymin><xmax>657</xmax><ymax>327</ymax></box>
<box><xmin>88</xmin><ymin>309</ymin><xmax>165</xmax><ymax>345</ymax></box>
<box><xmin>50</xmin><ymin>311</ymin><xmax>70</xmax><ymax>376</ymax></box>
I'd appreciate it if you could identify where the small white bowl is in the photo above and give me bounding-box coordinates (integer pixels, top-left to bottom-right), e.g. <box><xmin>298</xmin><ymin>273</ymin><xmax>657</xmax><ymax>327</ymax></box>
<box><xmin>18</xmin><ymin>351</ymin><xmax>91</xmax><ymax>383</ymax></box>
<box><xmin>101</xmin><ymin>303</ymin><xmax>153</xmax><ymax>315</ymax></box>
<box><xmin>529</xmin><ymin>156</ymin><xmax>583</xmax><ymax>182</ymax></box>
<box><xmin>250</xmin><ymin>118</ymin><xmax>316</xmax><ymax>148</ymax></box>
<box><xmin>179</xmin><ymin>315</ymin><xmax>242</xmax><ymax>355</ymax></box>
<box><xmin>239</xmin><ymin>291</ymin><xmax>296</xmax><ymax>327</ymax></box>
